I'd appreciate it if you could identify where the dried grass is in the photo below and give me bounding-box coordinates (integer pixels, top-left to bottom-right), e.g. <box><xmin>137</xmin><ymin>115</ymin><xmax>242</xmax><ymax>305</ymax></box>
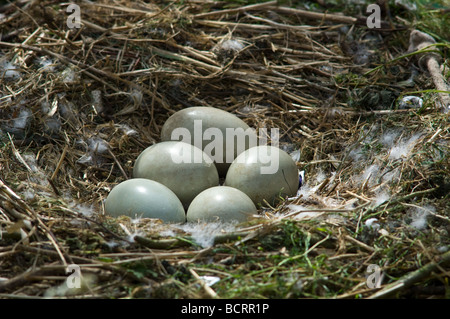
<box><xmin>0</xmin><ymin>0</ymin><xmax>449</xmax><ymax>299</ymax></box>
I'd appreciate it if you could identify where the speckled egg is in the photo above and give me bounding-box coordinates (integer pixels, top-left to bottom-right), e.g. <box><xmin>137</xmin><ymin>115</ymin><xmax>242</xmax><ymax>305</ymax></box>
<box><xmin>224</xmin><ymin>145</ymin><xmax>299</xmax><ymax>206</ymax></box>
<box><xmin>160</xmin><ymin>107</ymin><xmax>257</xmax><ymax>176</ymax></box>
<box><xmin>104</xmin><ymin>178</ymin><xmax>185</xmax><ymax>223</ymax></box>
<box><xmin>133</xmin><ymin>141</ymin><xmax>219</xmax><ymax>207</ymax></box>
<box><xmin>186</xmin><ymin>186</ymin><xmax>257</xmax><ymax>222</ymax></box>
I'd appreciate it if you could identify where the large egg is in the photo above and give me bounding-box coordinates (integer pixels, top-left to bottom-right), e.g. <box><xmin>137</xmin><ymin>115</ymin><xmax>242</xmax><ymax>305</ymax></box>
<box><xmin>105</xmin><ymin>178</ymin><xmax>185</xmax><ymax>223</ymax></box>
<box><xmin>186</xmin><ymin>186</ymin><xmax>257</xmax><ymax>222</ymax></box>
<box><xmin>161</xmin><ymin>107</ymin><xmax>257</xmax><ymax>176</ymax></box>
<box><xmin>225</xmin><ymin>146</ymin><xmax>299</xmax><ymax>206</ymax></box>
<box><xmin>133</xmin><ymin>141</ymin><xmax>219</xmax><ymax>207</ymax></box>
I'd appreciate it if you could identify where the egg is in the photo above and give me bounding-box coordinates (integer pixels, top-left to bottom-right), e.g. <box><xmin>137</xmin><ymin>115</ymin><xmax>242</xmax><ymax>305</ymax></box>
<box><xmin>104</xmin><ymin>178</ymin><xmax>185</xmax><ymax>223</ymax></box>
<box><xmin>224</xmin><ymin>145</ymin><xmax>299</xmax><ymax>206</ymax></box>
<box><xmin>133</xmin><ymin>141</ymin><xmax>219</xmax><ymax>207</ymax></box>
<box><xmin>186</xmin><ymin>186</ymin><xmax>257</xmax><ymax>222</ymax></box>
<box><xmin>160</xmin><ymin>107</ymin><xmax>257</xmax><ymax>176</ymax></box>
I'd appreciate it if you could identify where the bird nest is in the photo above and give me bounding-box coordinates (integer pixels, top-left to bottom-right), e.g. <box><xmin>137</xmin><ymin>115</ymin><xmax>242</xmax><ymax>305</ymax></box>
<box><xmin>0</xmin><ymin>0</ymin><xmax>449</xmax><ymax>299</ymax></box>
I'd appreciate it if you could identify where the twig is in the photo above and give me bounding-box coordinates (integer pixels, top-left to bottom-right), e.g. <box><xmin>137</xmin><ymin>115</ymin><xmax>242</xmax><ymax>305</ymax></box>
<box><xmin>363</xmin><ymin>187</ymin><xmax>439</xmax><ymax>218</ymax></box>
<box><xmin>406</xmin><ymin>30</ymin><xmax>450</xmax><ymax>110</ymax></box>
<box><xmin>193</xmin><ymin>1</ymin><xmax>277</xmax><ymax>19</ymax></box>
<box><xmin>368</xmin><ymin>250</ymin><xmax>450</xmax><ymax>298</ymax></box>
<box><xmin>268</xmin><ymin>5</ymin><xmax>357</xmax><ymax>25</ymax></box>
<box><xmin>107</xmin><ymin>149</ymin><xmax>128</xmax><ymax>180</ymax></box>
<box><xmin>344</xmin><ymin>235</ymin><xmax>375</xmax><ymax>253</ymax></box>
<box><xmin>7</xmin><ymin>133</ymin><xmax>33</xmax><ymax>173</ymax></box>
<box><xmin>0</xmin><ymin>245</ymin><xmax>155</xmax><ymax>290</ymax></box>
<box><xmin>50</xmin><ymin>144</ymin><xmax>68</xmax><ymax>181</ymax></box>
<box><xmin>109</xmin><ymin>250</ymin><xmax>208</xmax><ymax>264</ymax></box>
<box><xmin>195</xmin><ymin>19</ymin><xmax>316</xmax><ymax>32</ymax></box>
<box><xmin>0</xmin><ymin>178</ymin><xmax>68</xmax><ymax>266</ymax></box>
<box><xmin>189</xmin><ymin>268</ymin><xmax>218</xmax><ymax>298</ymax></box>
<box><xmin>134</xmin><ymin>235</ymin><xmax>190</xmax><ymax>249</ymax></box>
<box><xmin>0</xmin><ymin>40</ymin><xmax>168</xmax><ymax>109</ymax></box>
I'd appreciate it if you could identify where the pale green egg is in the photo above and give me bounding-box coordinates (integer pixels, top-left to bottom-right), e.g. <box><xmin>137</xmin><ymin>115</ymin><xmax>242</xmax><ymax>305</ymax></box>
<box><xmin>186</xmin><ymin>186</ymin><xmax>257</xmax><ymax>222</ymax></box>
<box><xmin>224</xmin><ymin>146</ymin><xmax>299</xmax><ymax>206</ymax></box>
<box><xmin>133</xmin><ymin>141</ymin><xmax>219</xmax><ymax>207</ymax></box>
<box><xmin>160</xmin><ymin>107</ymin><xmax>257</xmax><ymax>177</ymax></box>
<box><xmin>105</xmin><ymin>178</ymin><xmax>186</xmax><ymax>223</ymax></box>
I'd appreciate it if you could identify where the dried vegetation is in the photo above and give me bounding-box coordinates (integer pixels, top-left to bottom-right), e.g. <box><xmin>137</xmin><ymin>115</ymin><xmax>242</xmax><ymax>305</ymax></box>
<box><xmin>0</xmin><ymin>0</ymin><xmax>449</xmax><ymax>299</ymax></box>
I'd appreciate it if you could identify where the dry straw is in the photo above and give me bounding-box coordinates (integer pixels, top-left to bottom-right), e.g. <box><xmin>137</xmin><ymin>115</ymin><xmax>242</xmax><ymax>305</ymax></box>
<box><xmin>0</xmin><ymin>0</ymin><xmax>448</xmax><ymax>299</ymax></box>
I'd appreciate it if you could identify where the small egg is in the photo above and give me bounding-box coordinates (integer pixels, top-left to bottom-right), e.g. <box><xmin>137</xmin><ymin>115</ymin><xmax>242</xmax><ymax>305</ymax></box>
<box><xmin>186</xmin><ymin>186</ymin><xmax>257</xmax><ymax>222</ymax></box>
<box><xmin>133</xmin><ymin>141</ymin><xmax>219</xmax><ymax>207</ymax></box>
<box><xmin>161</xmin><ymin>107</ymin><xmax>257</xmax><ymax>176</ymax></box>
<box><xmin>225</xmin><ymin>145</ymin><xmax>299</xmax><ymax>206</ymax></box>
<box><xmin>105</xmin><ymin>178</ymin><xmax>185</xmax><ymax>223</ymax></box>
